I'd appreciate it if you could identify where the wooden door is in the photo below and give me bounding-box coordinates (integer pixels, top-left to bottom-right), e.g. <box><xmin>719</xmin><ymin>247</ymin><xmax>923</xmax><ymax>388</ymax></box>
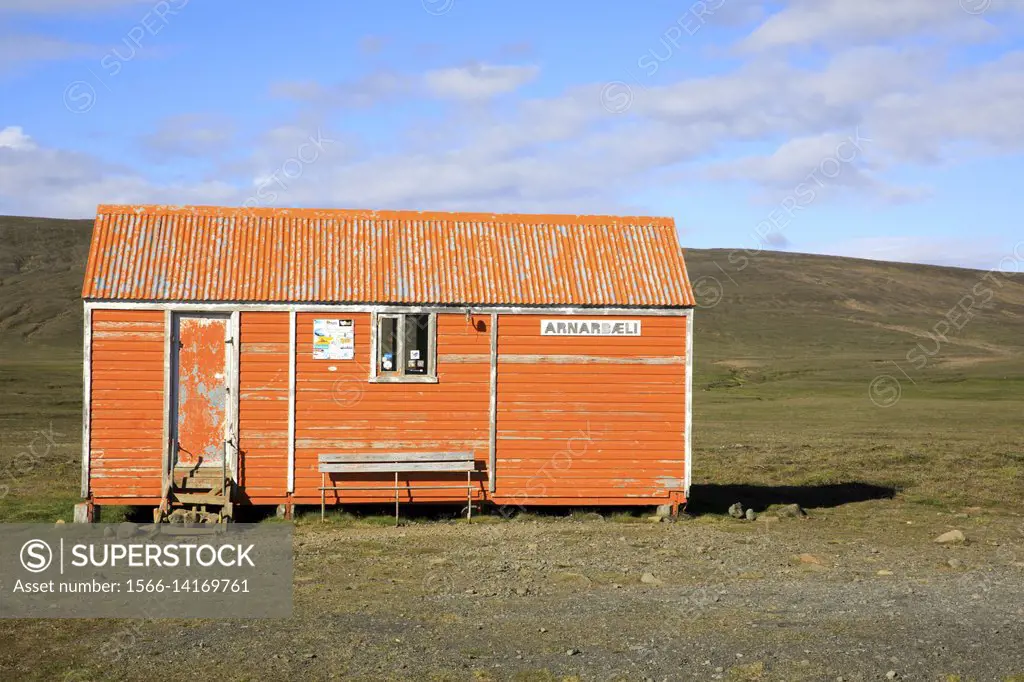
<box><xmin>173</xmin><ymin>314</ymin><xmax>232</xmax><ymax>471</ymax></box>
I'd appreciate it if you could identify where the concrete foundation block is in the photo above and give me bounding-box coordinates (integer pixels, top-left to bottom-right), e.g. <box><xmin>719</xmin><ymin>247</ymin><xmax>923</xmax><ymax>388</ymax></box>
<box><xmin>73</xmin><ymin>502</ymin><xmax>96</xmax><ymax>523</ymax></box>
<box><xmin>655</xmin><ymin>504</ymin><xmax>675</xmax><ymax>518</ymax></box>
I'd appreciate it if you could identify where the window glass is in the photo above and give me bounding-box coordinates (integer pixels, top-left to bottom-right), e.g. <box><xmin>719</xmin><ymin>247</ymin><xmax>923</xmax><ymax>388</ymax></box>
<box><xmin>379</xmin><ymin>316</ymin><xmax>398</xmax><ymax>373</ymax></box>
<box><xmin>405</xmin><ymin>314</ymin><xmax>430</xmax><ymax>375</ymax></box>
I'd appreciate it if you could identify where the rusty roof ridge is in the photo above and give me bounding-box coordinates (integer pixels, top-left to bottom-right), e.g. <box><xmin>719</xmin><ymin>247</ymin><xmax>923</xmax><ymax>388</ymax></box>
<box><xmin>95</xmin><ymin>204</ymin><xmax>677</xmax><ymax>227</ymax></box>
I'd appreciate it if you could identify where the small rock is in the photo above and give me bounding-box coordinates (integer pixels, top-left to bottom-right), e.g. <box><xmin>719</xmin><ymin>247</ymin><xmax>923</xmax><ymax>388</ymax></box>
<box><xmin>566</xmin><ymin>648</ymin><xmax>581</xmax><ymax>657</ymax></box>
<box><xmin>304</xmin><ymin>653</ymin><xmax>317</xmax><ymax>660</ymax></box>
<box><xmin>514</xmin><ymin>587</ymin><xmax>529</xmax><ymax>596</ymax></box>
<box><xmin>886</xmin><ymin>671</ymin><xmax>898</xmax><ymax>680</ymax></box>
<box><xmin>538</xmin><ymin>627</ymin><xmax>547</xmax><ymax>633</ymax></box>
<box><xmin>54</xmin><ymin>519</ymin><xmax>65</xmax><ymax>525</ymax></box>
<box><xmin>103</xmin><ymin>526</ymin><xmax>114</xmax><ymax>538</ymax></box>
<box><xmin>640</xmin><ymin>572</ymin><xmax>662</xmax><ymax>585</ymax></box>
<box><xmin>116</xmin><ymin>522</ymin><xmax>137</xmax><ymax>539</ymax></box>
<box><xmin>745</xmin><ymin>508</ymin><xmax>757</xmax><ymax>521</ymax></box>
<box><xmin>655</xmin><ymin>504</ymin><xmax>674</xmax><ymax>518</ymax></box>
<box><xmin>877</xmin><ymin>570</ymin><xmax>894</xmax><ymax>576</ymax></box>
<box><xmin>797</xmin><ymin>553</ymin><xmax>823</xmax><ymax>565</ymax></box>
<box><xmin>947</xmin><ymin>558</ymin><xmax>963</xmax><ymax>570</ymax></box>
<box><xmin>777</xmin><ymin>504</ymin><xmax>807</xmax><ymax>518</ymax></box>
<box><xmin>934</xmin><ymin>530</ymin><xmax>966</xmax><ymax>545</ymax></box>
<box><xmin>728</xmin><ymin>502</ymin><xmax>745</xmax><ymax>519</ymax></box>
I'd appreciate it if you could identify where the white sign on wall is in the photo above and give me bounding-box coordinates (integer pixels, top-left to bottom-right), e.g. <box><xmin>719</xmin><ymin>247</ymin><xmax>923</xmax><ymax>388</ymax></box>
<box><xmin>540</xmin><ymin>319</ymin><xmax>642</xmax><ymax>336</ymax></box>
<box><xmin>313</xmin><ymin>319</ymin><xmax>354</xmax><ymax>359</ymax></box>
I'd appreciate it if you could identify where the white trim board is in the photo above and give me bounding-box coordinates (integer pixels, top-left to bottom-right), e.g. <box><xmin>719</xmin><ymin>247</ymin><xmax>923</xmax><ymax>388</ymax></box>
<box><xmin>287</xmin><ymin>310</ymin><xmax>297</xmax><ymax>494</ymax></box>
<box><xmin>80</xmin><ymin>304</ymin><xmax>92</xmax><ymax>499</ymax></box>
<box><xmin>230</xmin><ymin>310</ymin><xmax>241</xmax><ymax>481</ymax></box>
<box><xmin>683</xmin><ymin>308</ymin><xmax>694</xmax><ymax>500</ymax></box>
<box><xmin>488</xmin><ymin>313</ymin><xmax>498</xmax><ymax>493</ymax></box>
<box><xmin>161</xmin><ymin>309</ymin><xmax>172</xmax><ymax>492</ymax></box>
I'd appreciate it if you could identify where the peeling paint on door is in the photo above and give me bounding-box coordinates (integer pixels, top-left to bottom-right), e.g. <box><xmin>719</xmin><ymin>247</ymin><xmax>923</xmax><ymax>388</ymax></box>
<box><xmin>175</xmin><ymin>315</ymin><xmax>229</xmax><ymax>468</ymax></box>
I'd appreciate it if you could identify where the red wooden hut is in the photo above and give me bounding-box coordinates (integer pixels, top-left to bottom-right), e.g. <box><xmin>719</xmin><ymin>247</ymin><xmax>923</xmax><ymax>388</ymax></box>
<box><xmin>78</xmin><ymin>205</ymin><xmax>695</xmax><ymax>521</ymax></box>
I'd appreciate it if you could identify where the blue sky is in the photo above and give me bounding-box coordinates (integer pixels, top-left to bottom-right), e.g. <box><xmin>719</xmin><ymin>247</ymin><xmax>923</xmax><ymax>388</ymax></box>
<box><xmin>0</xmin><ymin>0</ymin><xmax>1022</xmax><ymax>270</ymax></box>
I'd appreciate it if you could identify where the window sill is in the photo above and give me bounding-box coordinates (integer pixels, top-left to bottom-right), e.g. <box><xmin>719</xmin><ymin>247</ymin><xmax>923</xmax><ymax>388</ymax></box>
<box><xmin>369</xmin><ymin>375</ymin><xmax>439</xmax><ymax>384</ymax></box>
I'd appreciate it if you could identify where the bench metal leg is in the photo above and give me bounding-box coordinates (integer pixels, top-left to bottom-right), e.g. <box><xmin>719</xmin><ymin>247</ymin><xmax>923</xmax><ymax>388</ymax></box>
<box><xmin>394</xmin><ymin>472</ymin><xmax>399</xmax><ymax>526</ymax></box>
<box><xmin>321</xmin><ymin>472</ymin><xmax>326</xmax><ymax>522</ymax></box>
<box><xmin>467</xmin><ymin>471</ymin><xmax>472</xmax><ymax>522</ymax></box>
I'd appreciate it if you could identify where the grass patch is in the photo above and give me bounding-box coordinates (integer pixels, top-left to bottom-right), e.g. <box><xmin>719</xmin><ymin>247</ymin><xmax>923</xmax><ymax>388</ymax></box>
<box><xmin>0</xmin><ymin>492</ymin><xmax>78</xmax><ymax>523</ymax></box>
<box><xmin>609</xmin><ymin>511</ymin><xmax>648</xmax><ymax>523</ymax></box>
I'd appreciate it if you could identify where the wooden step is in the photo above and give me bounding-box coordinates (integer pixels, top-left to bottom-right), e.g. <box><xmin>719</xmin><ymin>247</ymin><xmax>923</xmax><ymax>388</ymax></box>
<box><xmin>173</xmin><ymin>473</ymin><xmax>226</xmax><ymax>490</ymax></box>
<box><xmin>173</xmin><ymin>492</ymin><xmax>229</xmax><ymax>506</ymax></box>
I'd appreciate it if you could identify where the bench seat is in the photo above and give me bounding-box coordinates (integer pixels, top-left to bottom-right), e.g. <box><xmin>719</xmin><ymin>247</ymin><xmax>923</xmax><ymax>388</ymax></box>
<box><xmin>317</xmin><ymin>452</ymin><xmax>477</xmax><ymax>523</ymax></box>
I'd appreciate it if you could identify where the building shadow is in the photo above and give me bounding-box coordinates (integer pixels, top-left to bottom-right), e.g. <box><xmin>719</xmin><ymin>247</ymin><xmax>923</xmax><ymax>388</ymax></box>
<box><xmin>687</xmin><ymin>482</ymin><xmax>896</xmax><ymax>516</ymax></box>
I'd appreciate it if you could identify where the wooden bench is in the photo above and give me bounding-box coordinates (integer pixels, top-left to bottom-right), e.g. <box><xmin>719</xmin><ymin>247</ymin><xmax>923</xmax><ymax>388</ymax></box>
<box><xmin>318</xmin><ymin>452</ymin><xmax>477</xmax><ymax>523</ymax></box>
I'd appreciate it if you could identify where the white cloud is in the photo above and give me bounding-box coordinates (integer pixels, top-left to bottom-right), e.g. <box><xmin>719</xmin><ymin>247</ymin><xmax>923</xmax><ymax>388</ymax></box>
<box><xmin>0</xmin><ymin>125</ymin><xmax>35</xmax><ymax>150</ymax></box>
<box><xmin>0</xmin><ymin>127</ymin><xmax>235</xmax><ymax>217</ymax></box>
<box><xmin>0</xmin><ymin>35</ymin><xmax>98</xmax><ymax>73</ymax></box>
<box><xmin>269</xmin><ymin>71</ymin><xmax>411</xmax><ymax>109</ymax></box>
<box><xmin>636</xmin><ymin>46</ymin><xmax>934</xmax><ymax>138</ymax></box>
<box><xmin>423</xmin><ymin>63</ymin><xmax>539</xmax><ymax>100</ymax></box>
<box><xmin>738</xmin><ymin>0</ymin><xmax>1004</xmax><ymax>52</ymax></box>
<box><xmin>140</xmin><ymin>113</ymin><xmax>235</xmax><ymax>159</ymax></box>
<box><xmin>866</xmin><ymin>50</ymin><xmax>1024</xmax><ymax>164</ymax></box>
<box><xmin>358</xmin><ymin>35</ymin><xmax>389</xmax><ymax>56</ymax></box>
<box><xmin>707</xmin><ymin>131</ymin><xmax>877</xmax><ymax>189</ymax></box>
<box><xmin>272</xmin><ymin>63</ymin><xmax>539</xmax><ymax>108</ymax></box>
<box><xmin>821</xmin><ymin>236</ymin><xmax>1022</xmax><ymax>271</ymax></box>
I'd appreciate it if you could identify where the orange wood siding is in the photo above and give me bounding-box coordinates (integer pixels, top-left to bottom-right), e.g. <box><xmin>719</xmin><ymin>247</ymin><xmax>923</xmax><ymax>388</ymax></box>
<box><xmin>89</xmin><ymin>309</ymin><xmax>165</xmax><ymax>498</ymax></box>
<box><xmin>238</xmin><ymin>312</ymin><xmax>289</xmax><ymax>498</ymax></box>
<box><xmin>293</xmin><ymin>312</ymin><xmax>491</xmax><ymax>502</ymax></box>
<box><xmin>492</xmin><ymin>314</ymin><xmax>687</xmax><ymax>504</ymax></box>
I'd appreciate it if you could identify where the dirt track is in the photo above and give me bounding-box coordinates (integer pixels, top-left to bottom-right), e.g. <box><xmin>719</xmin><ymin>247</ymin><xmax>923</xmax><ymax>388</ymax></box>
<box><xmin>3</xmin><ymin>503</ymin><xmax>1023</xmax><ymax>681</ymax></box>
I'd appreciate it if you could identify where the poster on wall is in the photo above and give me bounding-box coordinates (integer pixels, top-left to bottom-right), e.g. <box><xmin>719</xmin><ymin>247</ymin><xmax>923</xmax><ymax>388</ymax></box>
<box><xmin>313</xmin><ymin>319</ymin><xmax>354</xmax><ymax>360</ymax></box>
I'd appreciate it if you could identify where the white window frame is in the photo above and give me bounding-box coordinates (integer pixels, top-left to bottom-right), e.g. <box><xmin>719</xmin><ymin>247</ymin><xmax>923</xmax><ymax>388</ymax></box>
<box><xmin>369</xmin><ymin>311</ymin><xmax>438</xmax><ymax>383</ymax></box>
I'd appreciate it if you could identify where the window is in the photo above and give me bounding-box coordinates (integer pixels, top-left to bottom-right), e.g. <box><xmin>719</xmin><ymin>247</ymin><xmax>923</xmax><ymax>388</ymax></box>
<box><xmin>373</xmin><ymin>313</ymin><xmax>436</xmax><ymax>382</ymax></box>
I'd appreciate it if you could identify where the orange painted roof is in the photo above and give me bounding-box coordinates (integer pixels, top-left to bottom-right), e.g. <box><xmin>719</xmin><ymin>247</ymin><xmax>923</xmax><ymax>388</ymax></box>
<box><xmin>82</xmin><ymin>205</ymin><xmax>695</xmax><ymax>306</ymax></box>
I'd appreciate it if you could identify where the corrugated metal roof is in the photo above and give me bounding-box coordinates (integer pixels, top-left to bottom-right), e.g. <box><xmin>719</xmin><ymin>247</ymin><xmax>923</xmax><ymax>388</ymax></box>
<box><xmin>82</xmin><ymin>205</ymin><xmax>695</xmax><ymax>306</ymax></box>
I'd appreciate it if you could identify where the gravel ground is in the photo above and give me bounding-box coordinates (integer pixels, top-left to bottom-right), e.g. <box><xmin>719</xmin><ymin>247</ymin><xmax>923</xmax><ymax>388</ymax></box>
<box><xmin>2</xmin><ymin>503</ymin><xmax>1023</xmax><ymax>681</ymax></box>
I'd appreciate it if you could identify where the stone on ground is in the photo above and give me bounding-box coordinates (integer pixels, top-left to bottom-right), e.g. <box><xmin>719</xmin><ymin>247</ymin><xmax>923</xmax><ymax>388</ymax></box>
<box><xmin>934</xmin><ymin>529</ymin><xmax>966</xmax><ymax>544</ymax></box>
